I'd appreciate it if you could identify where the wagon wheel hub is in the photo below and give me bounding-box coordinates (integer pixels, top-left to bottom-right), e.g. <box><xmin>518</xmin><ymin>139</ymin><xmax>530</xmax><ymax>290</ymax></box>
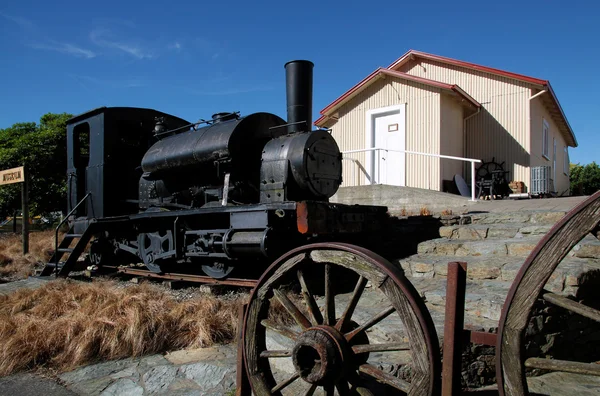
<box><xmin>292</xmin><ymin>325</ymin><xmax>347</xmax><ymax>385</ymax></box>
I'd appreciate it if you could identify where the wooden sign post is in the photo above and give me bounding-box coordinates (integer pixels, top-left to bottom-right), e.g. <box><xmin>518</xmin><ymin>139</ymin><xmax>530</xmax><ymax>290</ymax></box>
<box><xmin>0</xmin><ymin>166</ymin><xmax>28</xmax><ymax>254</ymax></box>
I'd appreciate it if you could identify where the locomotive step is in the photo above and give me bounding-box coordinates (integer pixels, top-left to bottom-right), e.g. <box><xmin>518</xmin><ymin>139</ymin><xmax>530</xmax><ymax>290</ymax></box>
<box><xmin>57</xmin><ymin>248</ymin><xmax>75</xmax><ymax>253</ymax></box>
<box><xmin>65</xmin><ymin>233</ymin><xmax>83</xmax><ymax>238</ymax></box>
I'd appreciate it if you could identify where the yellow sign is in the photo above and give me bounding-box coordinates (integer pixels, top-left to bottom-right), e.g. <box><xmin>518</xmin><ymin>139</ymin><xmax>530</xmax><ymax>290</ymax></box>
<box><xmin>0</xmin><ymin>166</ymin><xmax>25</xmax><ymax>185</ymax></box>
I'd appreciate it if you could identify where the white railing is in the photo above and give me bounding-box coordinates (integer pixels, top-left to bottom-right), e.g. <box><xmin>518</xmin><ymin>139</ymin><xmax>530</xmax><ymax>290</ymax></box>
<box><xmin>341</xmin><ymin>148</ymin><xmax>482</xmax><ymax>201</ymax></box>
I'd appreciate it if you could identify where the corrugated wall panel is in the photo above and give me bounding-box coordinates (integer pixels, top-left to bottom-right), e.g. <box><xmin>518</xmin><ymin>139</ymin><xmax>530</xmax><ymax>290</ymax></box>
<box><xmin>530</xmin><ymin>96</ymin><xmax>570</xmax><ymax>195</ymax></box>
<box><xmin>399</xmin><ymin>59</ymin><xmax>531</xmax><ymax>188</ymax></box>
<box><xmin>331</xmin><ymin>76</ymin><xmax>441</xmax><ymax>190</ymax></box>
<box><xmin>440</xmin><ymin>94</ymin><xmax>465</xmax><ymax>185</ymax></box>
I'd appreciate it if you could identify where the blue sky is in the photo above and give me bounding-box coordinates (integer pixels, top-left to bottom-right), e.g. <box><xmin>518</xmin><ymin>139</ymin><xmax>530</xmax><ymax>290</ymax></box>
<box><xmin>0</xmin><ymin>0</ymin><xmax>598</xmax><ymax>165</ymax></box>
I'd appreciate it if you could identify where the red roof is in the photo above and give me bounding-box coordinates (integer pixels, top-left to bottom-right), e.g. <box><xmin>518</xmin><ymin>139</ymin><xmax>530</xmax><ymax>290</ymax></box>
<box><xmin>316</xmin><ymin>50</ymin><xmax>576</xmax><ymax>147</ymax></box>
<box><xmin>387</xmin><ymin>49</ymin><xmax>549</xmax><ymax>86</ymax></box>
<box><xmin>315</xmin><ymin>68</ymin><xmax>480</xmax><ymax>126</ymax></box>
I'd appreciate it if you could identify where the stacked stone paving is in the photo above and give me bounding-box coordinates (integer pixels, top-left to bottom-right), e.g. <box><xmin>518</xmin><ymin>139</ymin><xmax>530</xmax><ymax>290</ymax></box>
<box><xmin>399</xmin><ymin>209</ymin><xmax>600</xmax><ymax>330</ymax></box>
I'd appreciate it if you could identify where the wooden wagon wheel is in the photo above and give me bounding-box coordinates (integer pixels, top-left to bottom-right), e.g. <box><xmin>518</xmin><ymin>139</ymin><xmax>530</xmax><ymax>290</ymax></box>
<box><xmin>243</xmin><ymin>242</ymin><xmax>440</xmax><ymax>395</ymax></box>
<box><xmin>497</xmin><ymin>191</ymin><xmax>600</xmax><ymax>395</ymax></box>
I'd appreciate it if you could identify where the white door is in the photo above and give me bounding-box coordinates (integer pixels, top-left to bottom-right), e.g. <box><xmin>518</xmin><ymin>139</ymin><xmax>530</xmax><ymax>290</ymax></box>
<box><xmin>366</xmin><ymin>105</ymin><xmax>406</xmax><ymax>186</ymax></box>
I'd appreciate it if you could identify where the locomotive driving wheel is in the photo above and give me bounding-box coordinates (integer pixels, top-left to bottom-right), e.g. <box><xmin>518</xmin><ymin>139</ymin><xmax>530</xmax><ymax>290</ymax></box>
<box><xmin>243</xmin><ymin>243</ymin><xmax>440</xmax><ymax>395</ymax></box>
<box><xmin>497</xmin><ymin>191</ymin><xmax>600</xmax><ymax>395</ymax></box>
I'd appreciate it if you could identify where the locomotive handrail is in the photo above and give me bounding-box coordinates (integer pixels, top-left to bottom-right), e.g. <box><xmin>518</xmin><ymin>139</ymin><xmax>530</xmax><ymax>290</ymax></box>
<box><xmin>54</xmin><ymin>192</ymin><xmax>91</xmax><ymax>271</ymax></box>
<box><xmin>342</xmin><ymin>148</ymin><xmax>482</xmax><ymax>201</ymax></box>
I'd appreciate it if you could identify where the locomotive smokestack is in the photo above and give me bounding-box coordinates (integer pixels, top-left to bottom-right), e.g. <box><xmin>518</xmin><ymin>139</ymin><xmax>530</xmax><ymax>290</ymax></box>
<box><xmin>285</xmin><ymin>60</ymin><xmax>313</xmax><ymax>134</ymax></box>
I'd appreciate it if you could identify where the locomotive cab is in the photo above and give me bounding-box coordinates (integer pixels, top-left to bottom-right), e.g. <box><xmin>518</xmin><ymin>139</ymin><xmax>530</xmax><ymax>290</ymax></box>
<box><xmin>66</xmin><ymin>107</ymin><xmax>191</xmax><ymax>219</ymax></box>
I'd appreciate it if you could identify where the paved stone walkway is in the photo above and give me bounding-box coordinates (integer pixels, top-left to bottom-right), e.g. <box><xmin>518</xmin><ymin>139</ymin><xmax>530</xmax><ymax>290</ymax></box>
<box><xmin>0</xmin><ymin>276</ymin><xmax>51</xmax><ymax>296</ymax></box>
<box><xmin>57</xmin><ymin>346</ymin><xmax>236</xmax><ymax>396</ymax></box>
<box><xmin>468</xmin><ymin>195</ymin><xmax>588</xmax><ymax>213</ymax></box>
<box><xmin>55</xmin><ymin>345</ymin><xmax>236</xmax><ymax>396</ymax></box>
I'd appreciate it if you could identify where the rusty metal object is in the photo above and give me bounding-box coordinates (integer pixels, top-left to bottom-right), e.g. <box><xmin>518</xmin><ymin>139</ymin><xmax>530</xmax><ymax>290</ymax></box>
<box><xmin>442</xmin><ymin>261</ymin><xmax>467</xmax><ymax>396</ymax></box>
<box><xmin>496</xmin><ymin>191</ymin><xmax>600</xmax><ymax>395</ymax></box>
<box><xmin>242</xmin><ymin>242</ymin><xmax>441</xmax><ymax>395</ymax></box>
<box><xmin>110</xmin><ymin>266</ymin><xmax>258</xmax><ymax>288</ymax></box>
<box><xmin>467</xmin><ymin>330</ymin><xmax>497</xmax><ymax>346</ymax></box>
<box><xmin>236</xmin><ymin>303</ymin><xmax>251</xmax><ymax>396</ymax></box>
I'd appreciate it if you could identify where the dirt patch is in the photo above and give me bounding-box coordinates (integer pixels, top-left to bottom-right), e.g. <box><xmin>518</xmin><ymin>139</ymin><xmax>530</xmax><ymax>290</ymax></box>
<box><xmin>0</xmin><ymin>231</ymin><xmax>58</xmax><ymax>280</ymax></box>
<box><xmin>0</xmin><ymin>279</ymin><xmax>247</xmax><ymax>376</ymax></box>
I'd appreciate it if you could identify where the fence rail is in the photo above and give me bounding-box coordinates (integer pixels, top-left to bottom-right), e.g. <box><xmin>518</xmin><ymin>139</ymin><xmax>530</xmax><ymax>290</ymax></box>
<box><xmin>341</xmin><ymin>148</ymin><xmax>482</xmax><ymax>201</ymax></box>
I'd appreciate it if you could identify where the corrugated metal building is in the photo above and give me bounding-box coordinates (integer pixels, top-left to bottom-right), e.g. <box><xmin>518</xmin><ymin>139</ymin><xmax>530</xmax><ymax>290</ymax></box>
<box><xmin>315</xmin><ymin>50</ymin><xmax>577</xmax><ymax>196</ymax></box>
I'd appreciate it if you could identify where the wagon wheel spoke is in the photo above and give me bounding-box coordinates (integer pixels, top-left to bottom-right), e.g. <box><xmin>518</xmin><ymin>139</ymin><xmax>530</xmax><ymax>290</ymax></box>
<box><xmin>347</xmin><ymin>376</ymin><xmax>375</xmax><ymax>396</ymax></box>
<box><xmin>542</xmin><ymin>291</ymin><xmax>600</xmax><ymax>323</ymax></box>
<box><xmin>270</xmin><ymin>372</ymin><xmax>300</xmax><ymax>393</ymax></box>
<box><xmin>345</xmin><ymin>306</ymin><xmax>396</xmax><ymax>342</ymax></box>
<box><xmin>335</xmin><ymin>379</ymin><xmax>351</xmax><ymax>395</ymax></box>
<box><xmin>358</xmin><ymin>363</ymin><xmax>410</xmax><ymax>393</ymax></box>
<box><xmin>244</xmin><ymin>244</ymin><xmax>440</xmax><ymax>396</ymax></box>
<box><xmin>324</xmin><ymin>263</ymin><xmax>335</xmax><ymax>326</ymax></box>
<box><xmin>524</xmin><ymin>357</ymin><xmax>600</xmax><ymax>376</ymax></box>
<box><xmin>260</xmin><ymin>319</ymin><xmax>299</xmax><ymax>340</ymax></box>
<box><xmin>352</xmin><ymin>342</ymin><xmax>410</xmax><ymax>354</ymax></box>
<box><xmin>298</xmin><ymin>269</ymin><xmax>323</xmax><ymax>325</ymax></box>
<box><xmin>336</xmin><ymin>275</ymin><xmax>368</xmax><ymax>331</ymax></box>
<box><xmin>259</xmin><ymin>350</ymin><xmax>292</xmax><ymax>358</ymax></box>
<box><xmin>273</xmin><ymin>288</ymin><xmax>312</xmax><ymax>330</ymax></box>
<box><xmin>324</xmin><ymin>383</ymin><xmax>335</xmax><ymax>396</ymax></box>
<box><xmin>303</xmin><ymin>384</ymin><xmax>318</xmax><ymax>396</ymax></box>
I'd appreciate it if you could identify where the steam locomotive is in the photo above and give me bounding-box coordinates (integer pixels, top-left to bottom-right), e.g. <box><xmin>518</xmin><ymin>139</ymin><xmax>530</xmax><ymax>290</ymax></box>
<box><xmin>43</xmin><ymin>61</ymin><xmax>387</xmax><ymax>279</ymax></box>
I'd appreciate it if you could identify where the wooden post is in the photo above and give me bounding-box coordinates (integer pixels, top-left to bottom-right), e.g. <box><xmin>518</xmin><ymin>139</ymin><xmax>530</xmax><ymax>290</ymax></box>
<box><xmin>236</xmin><ymin>303</ymin><xmax>251</xmax><ymax>396</ymax></box>
<box><xmin>12</xmin><ymin>210</ymin><xmax>17</xmax><ymax>233</ymax></box>
<box><xmin>21</xmin><ymin>167</ymin><xmax>29</xmax><ymax>254</ymax></box>
<box><xmin>442</xmin><ymin>261</ymin><xmax>467</xmax><ymax>396</ymax></box>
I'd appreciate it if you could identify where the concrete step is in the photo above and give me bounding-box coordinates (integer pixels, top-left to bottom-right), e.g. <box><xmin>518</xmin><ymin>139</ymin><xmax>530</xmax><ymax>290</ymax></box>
<box><xmin>466</xmin><ymin>210</ymin><xmax>567</xmax><ymax>225</ymax></box>
<box><xmin>439</xmin><ymin>223</ymin><xmax>553</xmax><ymax>241</ymax></box>
<box><xmin>416</xmin><ymin>234</ymin><xmax>600</xmax><ymax>259</ymax></box>
<box><xmin>397</xmin><ymin>254</ymin><xmax>600</xmax><ymax>295</ymax></box>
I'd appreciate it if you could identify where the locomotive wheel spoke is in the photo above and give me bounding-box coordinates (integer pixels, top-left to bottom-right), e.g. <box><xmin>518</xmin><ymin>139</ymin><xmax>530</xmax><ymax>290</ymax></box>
<box><xmin>336</xmin><ymin>275</ymin><xmax>368</xmax><ymax>331</ymax></box>
<box><xmin>304</xmin><ymin>384</ymin><xmax>317</xmax><ymax>396</ymax></box>
<box><xmin>358</xmin><ymin>363</ymin><xmax>410</xmax><ymax>393</ymax></box>
<box><xmin>271</xmin><ymin>372</ymin><xmax>300</xmax><ymax>393</ymax></box>
<box><xmin>351</xmin><ymin>342</ymin><xmax>410</xmax><ymax>354</ymax></box>
<box><xmin>524</xmin><ymin>357</ymin><xmax>600</xmax><ymax>376</ymax></box>
<box><xmin>260</xmin><ymin>319</ymin><xmax>299</xmax><ymax>340</ymax></box>
<box><xmin>259</xmin><ymin>350</ymin><xmax>292</xmax><ymax>358</ymax></box>
<box><xmin>324</xmin><ymin>263</ymin><xmax>336</xmax><ymax>326</ymax></box>
<box><xmin>273</xmin><ymin>289</ymin><xmax>312</xmax><ymax>330</ymax></box>
<box><xmin>345</xmin><ymin>306</ymin><xmax>396</xmax><ymax>342</ymax></box>
<box><xmin>297</xmin><ymin>269</ymin><xmax>323</xmax><ymax>325</ymax></box>
<box><xmin>542</xmin><ymin>291</ymin><xmax>600</xmax><ymax>323</ymax></box>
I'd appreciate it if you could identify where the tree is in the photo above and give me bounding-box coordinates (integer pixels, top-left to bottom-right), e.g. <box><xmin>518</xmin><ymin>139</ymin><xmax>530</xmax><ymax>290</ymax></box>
<box><xmin>570</xmin><ymin>162</ymin><xmax>600</xmax><ymax>196</ymax></box>
<box><xmin>0</xmin><ymin>113</ymin><xmax>72</xmax><ymax>218</ymax></box>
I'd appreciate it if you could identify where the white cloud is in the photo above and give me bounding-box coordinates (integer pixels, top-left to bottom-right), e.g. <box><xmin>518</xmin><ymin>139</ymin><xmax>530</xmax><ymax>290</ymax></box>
<box><xmin>0</xmin><ymin>12</ymin><xmax>35</xmax><ymax>29</ymax></box>
<box><xmin>30</xmin><ymin>41</ymin><xmax>96</xmax><ymax>59</ymax></box>
<box><xmin>90</xmin><ymin>29</ymin><xmax>154</xmax><ymax>59</ymax></box>
<box><xmin>169</xmin><ymin>41</ymin><xmax>182</xmax><ymax>51</ymax></box>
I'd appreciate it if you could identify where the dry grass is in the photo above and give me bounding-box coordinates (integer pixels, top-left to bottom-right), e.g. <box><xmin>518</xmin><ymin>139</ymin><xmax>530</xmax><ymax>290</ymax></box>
<box><xmin>0</xmin><ymin>231</ymin><xmax>57</xmax><ymax>280</ymax></box>
<box><xmin>0</xmin><ymin>279</ymin><xmax>246</xmax><ymax>376</ymax></box>
<box><xmin>441</xmin><ymin>209</ymin><xmax>454</xmax><ymax>216</ymax></box>
<box><xmin>419</xmin><ymin>206</ymin><xmax>432</xmax><ymax>216</ymax></box>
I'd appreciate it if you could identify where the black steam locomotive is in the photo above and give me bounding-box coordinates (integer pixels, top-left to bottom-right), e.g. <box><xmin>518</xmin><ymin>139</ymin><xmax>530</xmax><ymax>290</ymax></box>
<box><xmin>43</xmin><ymin>61</ymin><xmax>387</xmax><ymax>279</ymax></box>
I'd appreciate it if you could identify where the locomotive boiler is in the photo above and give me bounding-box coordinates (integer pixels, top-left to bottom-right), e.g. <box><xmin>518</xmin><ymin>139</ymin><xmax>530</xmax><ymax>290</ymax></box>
<box><xmin>43</xmin><ymin>60</ymin><xmax>387</xmax><ymax>279</ymax></box>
